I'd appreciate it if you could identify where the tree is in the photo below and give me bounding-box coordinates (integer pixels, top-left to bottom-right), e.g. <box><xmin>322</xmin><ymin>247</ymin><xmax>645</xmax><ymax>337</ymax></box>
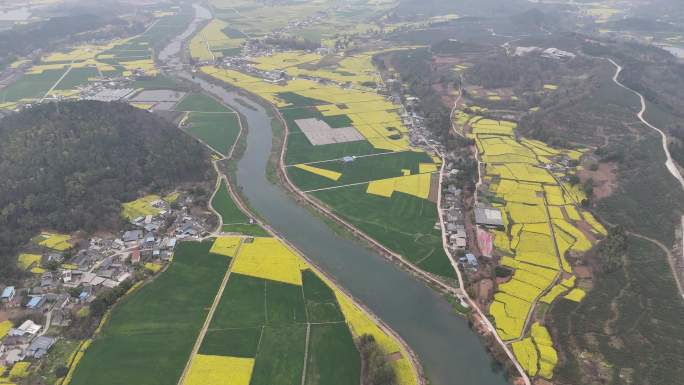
<box><xmin>0</xmin><ymin>101</ymin><xmax>210</xmax><ymax>282</ymax></box>
<box><xmin>55</xmin><ymin>365</ymin><xmax>69</xmax><ymax>378</ymax></box>
<box><xmin>358</xmin><ymin>334</ymin><xmax>397</xmax><ymax>385</ymax></box>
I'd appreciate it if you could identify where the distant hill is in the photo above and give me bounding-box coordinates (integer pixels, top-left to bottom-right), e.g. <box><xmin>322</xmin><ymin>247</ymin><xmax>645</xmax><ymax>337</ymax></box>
<box><xmin>0</xmin><ymin>9</ymin><xmax>143</xmax><ymax>70</ymax></box>
<box><xmin>0</xmin><ymin>101</ymin><xmax>210</xmax><ymax>280</ymax></box>
<box><xmin>391</xmin><ymin>0</ymin><xmax>532</xmax><ymax>19</ymax></box>
<box><xmin>510</xmin><ymin>8</ymin><xmax>547</xmax><ymax>28</ymax></box>
<box><xmin>605</xmin><ymin>17</ymin><xmax>678</xmax><ymax>32</ymax></box>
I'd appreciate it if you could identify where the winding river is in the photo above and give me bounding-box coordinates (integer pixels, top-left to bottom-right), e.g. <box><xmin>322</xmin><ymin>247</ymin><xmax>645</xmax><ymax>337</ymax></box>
<box><xmin>161</xmin><ymin>5</ymin><xmax>509</xmax><ymax>385</ymax></box>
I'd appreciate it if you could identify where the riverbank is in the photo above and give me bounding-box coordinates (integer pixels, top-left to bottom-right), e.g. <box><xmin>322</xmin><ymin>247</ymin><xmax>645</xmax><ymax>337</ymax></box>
<box><xmin>159</xmin><ymin>6</ymin><xmax>426</xmax><ymax>384</ymax></box>
<box><xmin>180</xmin><ymin>91</ymin><xmax>427</xmax><ymax>385</ymax></box>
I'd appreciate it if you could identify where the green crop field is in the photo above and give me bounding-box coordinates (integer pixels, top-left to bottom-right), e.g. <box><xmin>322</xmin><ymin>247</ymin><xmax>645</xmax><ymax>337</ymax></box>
<box><xmin>211</xmin><ymin>179</ymin><xmax>249</xmax><ymax>225</ymax></box>
<box><xmin>176</xmin><ymin>93</ymin><xmax>231</xmax><ymax>113</ymax></box>
<box><xmin>321</xmin><ymin>114</ymin><xmax>354</xmax><ymax>128</ymax></box>
<box><xmin>250</xmin><ymin>325</ymin><xmax>307</xmax><ymax>385</ymax></box>
<box><xmin>200</xmin><ymin>328</ymin><xmax>262</xmax><ymax>357</ymax></box>
<box><xmin>286</xmin><ymin>133</ymin><xmax>380</xmax><ymax>165</ymax></box>
<box><xmin>185</xmin><ymin>112</ymin><xmax>240</xmax><ymax>156</ymax></box>
<box><xmin>277</xmin><ymin>92</ymin><xmax>327</xmax><ymax>107</ymax></box>
<box><xmin>305</xmin><ymin>324</ymin><xmax>360</xmax><ymax>385</ymax></box>
<box><xmin>69</xmin><ymin>241</ymin><xmax>230</xmax><ymax>385</ymax></box>
<box><xmin>54</xmin><ymin>67</ymin><xmax>100</xmax><ymax>90</ymax></box>
<box><xmin>197</xmin><ymin>267</ymin><xmax>360</xmax><ymax>385</ymax></box>
<box><xmin>313</xmin><ymin>185</ymin><xmax>455</xmax><ymax>278</ymax></box>
<box><xmin>0</xmin><ymin>69</ymin><xmax>65</xmax><ymax>102</ymax></box>
<box><xmin>302</xmin><ymin>270</ymin><xmax>344</xmax><ymax>323</ymax></box>
<box><xmin>281</xmin><ymin>107</ymin><xmax>382</xmax><ymax>164</ymax></box>
<box><xmin>287</xmin><ymin>150</ymin><xmax>435</xmax><ymax>191</ymax></box>
<box><xmin>137</xmin><ymin>11</ymin><xmax>194</xmax><ymax>48</ymax></box>
<box><xmin>210</xmin><ymin>273</ymin><xmax>266</xmax><ymax>328</ymax></box>
<box><xmin>265</xmin><ymin>279</ymin><xmax>307</xmax><ymax>325</ymax></box>
<box><xmin>222</xmin><ymin>223</ymin><xmax>270</xmax><ymax>236</ymax></box>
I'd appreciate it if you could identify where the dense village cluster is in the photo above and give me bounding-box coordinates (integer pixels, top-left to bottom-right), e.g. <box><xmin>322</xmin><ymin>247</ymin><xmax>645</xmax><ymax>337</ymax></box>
<box><xmin>0</xmin><ymin>194</ymin><xmax>209</xmax><ymax>373</ymax></box>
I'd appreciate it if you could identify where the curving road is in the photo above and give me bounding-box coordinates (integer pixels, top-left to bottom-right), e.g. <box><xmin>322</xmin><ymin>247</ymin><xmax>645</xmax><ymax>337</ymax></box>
<box><xmin>607</xmin><ymin>58</ymin><xmax>684</xmax><ymax>298</ymax></box>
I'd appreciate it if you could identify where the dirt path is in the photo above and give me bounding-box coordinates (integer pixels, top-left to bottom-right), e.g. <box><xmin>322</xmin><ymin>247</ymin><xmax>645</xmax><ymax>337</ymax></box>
<box><xmin>449</xmin><ymin>74</ymin><xmax>465</xmax><ymax>138</ymax></box>
<box><xmin>300</xmin><ymin>323</ymin><xmax>311</xmax><ymax>385</ymax></box>
<box><xmin>285</xmin><ymin>150</ymin><xmax>404</xmax><ymax>167</ymax></box>
<box><xmin>40</xmin><ymin>64</ymin><xmax>73</xmax><ymax>102</ymax></box>
<box><xmin>626</xmin><ymin>230</ymin><xmax>684</xmax><ymax>298</ymax></box>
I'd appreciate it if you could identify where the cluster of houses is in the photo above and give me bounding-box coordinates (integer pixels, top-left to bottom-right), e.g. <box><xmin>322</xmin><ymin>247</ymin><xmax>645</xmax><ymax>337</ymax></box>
<box><xmin>5</xmin><ymin>72</ymin><xmax>162</xmax><ymax>113</ymax></box>
<box><xmin>444</xmin><ymin>184</ymin><xmax>468</xmax><ymax>252</ymax></box>
<box><xmin>0</xmin><ymin>318</ymin><xmax>55</xmax><ymax>366</ymax></box>
<box><xmin>0</xmin><ymin>194</ymin><xmax>209</xmax><ymax>372</ymax></box>
<box><xmin>218</xmin><ymin>55</ymin><xmax>286</xmax><ymax>83</ymax></box>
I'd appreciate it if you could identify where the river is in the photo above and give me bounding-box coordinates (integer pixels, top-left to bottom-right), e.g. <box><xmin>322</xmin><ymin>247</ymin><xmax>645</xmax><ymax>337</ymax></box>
<box><xmin>161</xmin><ymin>4</ymin><xmax>509</xmax><ymax>385</ymax></box>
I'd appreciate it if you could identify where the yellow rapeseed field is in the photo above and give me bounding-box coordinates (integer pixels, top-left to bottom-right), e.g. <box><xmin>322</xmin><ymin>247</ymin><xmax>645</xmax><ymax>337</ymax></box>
<box><xmin>497</xmin><ymin>279</ymin><xmax>542</xmax><ymax>302</ymax></box>
<box><xmin>506</xmin><ymin>202</ymin><xmax>547</xmax><ymax>223</ymax></box>
<box><xmin>532</xmin><ymin>323</ymin><xmax>558</xmax><ymax>379</ymax></box>
<box><xmin>418</xmin><ymin>163</ymin><xmax>438</xmax><ymax>173</ymax></box>
<box><xmin>119</xmin><ymin>59</ymin><xmax>158</xmax><ymax>75</ymax></box>
<box><xmin>335</xmin><ymin>293</ymin><xmax>417</xmax><ymax>385</ymax></box>
<box><xmin>490</xmin><ymin>292</ymin><xmax>531</xmax><ymax>340</ymax></box>
<box><xmin>144</xmin><ymin>263</ymin><xmax>163</xmax><ymax>273</ymax></box>
<box><xmin>185</xmin><ymin>355</ymin><xmax>255</xmax><ymax>385</ymax></box>
<box><xmin>564</xmin><ymin>288</ymin><xmax>586</xmax><ymax>302</ymax></box>
<box><xmin>0</xmin><ymin>321</ymin><xmax>12</xmax><ymax>339</ymax></box>
<box><xmin>16</xmin><ymin>254</ymin><xmax>41</xmax><ymax>270</ymax></box>
<box><xmin>512</xmin><ymin>338</ymin><xmax>538</xmax><ymax>376</ymax></box>
<box><xmin>539</xmin><ymin>284</ymin><xmax>569</xmax><ymax>304</ymax></box>
<box><xmin>473</xmin><ymin>94</ymin><xmax>597</xmax><ymax>367</ymax></box>
<box><xmin>554</xmin><ymin>220</ymin><xmax>592</xmax><ymax>252</ymax></box>
<box><xmin>209</xmin><ymin>236</ymin><xmax>242</xmax><ymax>257</ymax></box>
<box><xmin>122</xmin><ymin>195</ymin><xmax>162</xmax><ymax>220</ymax></box>
<box><xmin>8</xmin><ymin>362</ymin><xmax>30</xmax><ymax>379</ymax></box>
<box><xmin>583</xmin><ymin>212</ymin><xmax>607</xmax><ymax>236</ymax></box>
<box><xmin>200</xmin><ymin>66</ymin><xmax>412</xmax><ymax>151</ymax></box>
<box><xmin>294</xmin><ymin>164</ymin><xmax>342</xmax><ymax>181</ymax></box>
<box><xmin>366</xmin><ymin>173</ymin><xmax>432</xmax><ymax>199</ymax></box>
<box><xmin>231</xmin><ymin>237</ymin><xmax>306</xmax><ymax>285</ymax></box>
<box><xmin>38</xmin><ymin>232</ymin><xmax>72</xmax><ymax>251</ymax></box>
<box><xmin>189</xmin><ymin>19</ymin><xmax>245</xmax><ymax>61</ymax></box>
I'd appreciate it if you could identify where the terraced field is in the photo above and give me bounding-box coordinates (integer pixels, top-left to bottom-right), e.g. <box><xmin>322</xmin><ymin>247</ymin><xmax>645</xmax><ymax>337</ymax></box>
<box><xmin>457</xmin><ymin>107</ymin><xmax>608</xmax><ymax>379</ymax></box>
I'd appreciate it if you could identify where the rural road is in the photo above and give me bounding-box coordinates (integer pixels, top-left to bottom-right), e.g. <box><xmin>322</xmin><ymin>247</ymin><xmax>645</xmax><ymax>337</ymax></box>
<box><xmin>433</xmin><ymin>147</ymin><xmax>532</xmax><ymax>385</ymax></box>
<box><xmin>608</xmin><ymin>58</ymin><xmax>684</xmax><ymax>298</ymax></box>
<box><xmin>443</xmin><ymin>71</ymin><xmax>530</xmax><ymax>385</ymax></box>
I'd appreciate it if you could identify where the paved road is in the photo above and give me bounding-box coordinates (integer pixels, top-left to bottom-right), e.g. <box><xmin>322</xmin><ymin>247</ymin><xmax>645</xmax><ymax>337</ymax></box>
<box><xmin>608</xmin><ymin>59</ymin><xmax>684</xmax><ymax>298</ymax></box>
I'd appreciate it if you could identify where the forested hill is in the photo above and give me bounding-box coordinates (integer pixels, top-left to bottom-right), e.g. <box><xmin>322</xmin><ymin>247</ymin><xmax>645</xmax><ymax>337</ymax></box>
<box><xmin>0</xmin><ymin>101</ymin><xmax>210</xmax><ymax>280</ymax></box>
